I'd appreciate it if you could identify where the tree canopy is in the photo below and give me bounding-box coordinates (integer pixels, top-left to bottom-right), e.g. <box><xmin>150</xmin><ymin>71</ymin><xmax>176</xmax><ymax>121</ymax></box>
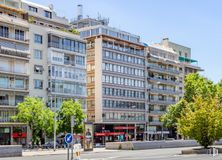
<box><xmin>13</xmin><ymin>97</ymin><xmax>54</xmax><ymax>144</ymax></box>
<box><xmin>58</xmin><ymin>99</ymin><xmax>86</xmax><ymax>134</ymax></box>
<box><xmin>178</xmin><ymin>96</ymin><xmax>222</xmax><ymax>148</ymax></box>
<box><xmin>161</xmin><ymin>73</ymin><xmax>222</xmax><ymax>148</ymax></box>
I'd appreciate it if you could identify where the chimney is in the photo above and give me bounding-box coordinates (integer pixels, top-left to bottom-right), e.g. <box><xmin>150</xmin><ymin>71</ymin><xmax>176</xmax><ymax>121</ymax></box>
<box><xmin>77</xmin><ymin>4</ymin><xmax>83</xmax><ymax>20</ymax></box>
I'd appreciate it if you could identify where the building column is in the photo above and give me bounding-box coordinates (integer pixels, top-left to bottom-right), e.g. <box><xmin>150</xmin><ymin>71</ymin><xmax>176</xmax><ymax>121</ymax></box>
<box><xmin>10</xmin><ymin>126</ymin><xmax>13</xmax><ymax>145</ymax></box>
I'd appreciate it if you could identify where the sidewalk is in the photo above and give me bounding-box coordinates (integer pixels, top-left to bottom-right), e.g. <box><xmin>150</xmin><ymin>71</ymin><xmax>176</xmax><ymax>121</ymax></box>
<box><xmin>22</xmin><ymin>148</ymin><xmax>118</xmax><ymax>157</ymax></box>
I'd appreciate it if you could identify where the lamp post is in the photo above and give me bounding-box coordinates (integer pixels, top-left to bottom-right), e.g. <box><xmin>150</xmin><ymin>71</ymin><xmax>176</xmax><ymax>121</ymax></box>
<box><xmin>50</xmin><ymin>65</ymin><xmax>57</xmax><ymax>151</ymax></box>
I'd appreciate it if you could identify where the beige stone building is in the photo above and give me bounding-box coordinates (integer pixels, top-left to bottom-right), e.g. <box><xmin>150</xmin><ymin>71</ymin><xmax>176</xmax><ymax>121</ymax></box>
<box><xmin>75</xmin><ymin>19</ymin><xmax>147</xmax><ymax>143</ymax></box>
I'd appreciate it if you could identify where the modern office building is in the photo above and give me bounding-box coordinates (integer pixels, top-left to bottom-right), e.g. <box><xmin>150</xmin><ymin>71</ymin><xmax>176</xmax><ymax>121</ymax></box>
<box><xmin>0</xmin><ymin>0</ymin><xmax>29</xmax><ymax>145</ymax></box>
<box><xmin>74</xmin><ymin>18</ymin><xmax>147</xmax><ymax>143</ymax></box>
<box><xmin>0</xmin><ymin>0</ymin><xmax>87</xmax><ymax>145</ymax></box>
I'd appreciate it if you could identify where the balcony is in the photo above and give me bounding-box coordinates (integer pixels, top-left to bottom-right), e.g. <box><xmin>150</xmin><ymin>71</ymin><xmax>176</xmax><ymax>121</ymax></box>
<box><xmin>0</xmin><ymin>99</ymin><xmax>22</xmax><ymax>107</ymax></box>
<box><xmin>149</xmin><ymin>121</ymin><xmax>163</xmax><ymax>126</ymax></box>
<box><xmin>148</xmin><ymin>88</ymin><xmax>182</xmax><ymax>95</ymax></box>
<box><xmin>148</xmin><ymin>77</ymin><xmax>179</xmax><ymax>85</ymax></box>
<box><xmin>0</xmin><ymin>83</ymin><xmax>29</xmax><ymax>92</ymax></box>
<box><xmin>0</xmin><ymin>12</ymin><xmax>28</xmax><ymax>28</ymax></box>
<box><xmin>149</xmin><ymin>110</ymin><xmax>166</xmax><ymax>115</ymax></box>
<box><xmin>0</xmin><ymin>40</ymin><xmax>30</xmax><ymax>58</ymax></box>
<box><xmin>149</xmin><ymin>99</ymin><xmax>177</xmax><ymax>105</ymax></box>
<box><xmin>64</xmin><ymin>59</ymin><xmax>75</xmax><ymax>66</ymax></box>
<box><xmin>148</xmin><ymin>65</ymin><xmax>180</xmax><ymax>75</ymax></box>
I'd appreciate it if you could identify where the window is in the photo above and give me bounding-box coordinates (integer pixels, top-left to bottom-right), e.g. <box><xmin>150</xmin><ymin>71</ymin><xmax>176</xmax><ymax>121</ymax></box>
<box><xmin>76</xmin><ymin>56</ymin><xmax>85</xmax><ymax>66</ymax></box>
<box><xmin>15</xmin><ymin>29</ymin><xmax>24</xmax><ymax>41</ymax></box>
<box><xmin>34</xmin><ymin>34</ymin><xmax>42</xmax><ymax>44</ymax></box>
<box><xmin>0</xmin><ymin>26</ymin><xmax>9</xmax><ymax>38</ymax></box>
<box><xmin>34</xmin><ymin>65</ymin><xmax>44</xmax><ymax>74</ymax></box>
<box><xmin>15</xmin><ymin>79</ymin><xmax>24</xmax><ymax>89</ymax></box>
<box><xmin>34</xmin><ymin>50</ymin><xmax>42</xmax><ymax>59</ymax></box>
<box><xmin>34</xmin><ymin>79</ymin><xmax>43</xmax><ymax>89</ymax></box>
<box><xmin>29</xmin><ymin>6</ymin><xmax>38</xmax><ymax>12</ymax></box>
<box><xmin>45</xmin><ymin>11</ymin><xmax>52</xmax><ymax>18</ymax></box>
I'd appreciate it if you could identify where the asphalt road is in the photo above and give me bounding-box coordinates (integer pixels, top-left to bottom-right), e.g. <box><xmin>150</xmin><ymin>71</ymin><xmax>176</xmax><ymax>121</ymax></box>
<box><xmin>2</xmin><ymin>148</ymin><xmax>222</xmax><ymax>160</ymax></box>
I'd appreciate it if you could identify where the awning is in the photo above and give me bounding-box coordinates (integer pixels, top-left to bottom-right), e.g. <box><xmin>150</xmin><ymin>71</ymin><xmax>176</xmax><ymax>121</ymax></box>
<box><xmin>179</xmin><ymin>56</ymin><xmax>198</xmax><ymax>63</ymax></box>
<box><xmin>95</xmin><ymin>132</ymin><xmax>125</xmax><ymax>136</ymax></box>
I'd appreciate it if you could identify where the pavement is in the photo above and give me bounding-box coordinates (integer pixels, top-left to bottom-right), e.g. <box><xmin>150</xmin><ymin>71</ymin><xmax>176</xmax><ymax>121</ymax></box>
<box><xmin>1</xmin><ymin>147</ymin><xmax>222</xmax><ymax>160</ymax></box>
<box><xmin>22</xmin><ymin>148</ymin><xmax>117</xmax><ymax>157</ymax></box>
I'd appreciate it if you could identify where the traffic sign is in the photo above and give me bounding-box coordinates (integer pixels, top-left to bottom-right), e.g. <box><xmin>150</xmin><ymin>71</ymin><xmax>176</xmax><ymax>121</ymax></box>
<box><xmin>65</xmin><ymin>133</ymin><xmax>73</xmax><ymax>144</ymax></box>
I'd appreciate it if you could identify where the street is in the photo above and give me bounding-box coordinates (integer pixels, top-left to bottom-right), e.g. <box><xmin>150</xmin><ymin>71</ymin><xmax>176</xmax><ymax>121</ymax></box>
<box><xmin>1</xmin><ymin>147</ymin><xmax>222</xmax><ymax>160</ymax></box>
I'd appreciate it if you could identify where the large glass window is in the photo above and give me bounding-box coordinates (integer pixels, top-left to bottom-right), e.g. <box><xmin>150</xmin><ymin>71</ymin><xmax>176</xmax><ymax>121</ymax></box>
<box><xmin>76</xmin><ymin>56</ymin><xmax>85</xmax><ymax>66</ymax></box>
<box><xmin>34</xmin><ymin>49</ymin><xmax>42</xmax><ymax>60</ymax></box>
<box><xmin>15</xmin><ymin>79</ymin><xmax>24</xmax><ymax>89</ymax></box>
<box><xmin>29</xmin><ymin>6</ymin><xmax>38</xmax><ymax>12</ymax></box>
<box><xmin>0</xmin><ymin>77</ymin><xmax>8</xmax><ymax>88</ymax></box>
<box><xmin>45</xmin><ymin>10</ymin><xmax>52</xmax><ymax>18</ymax></box>
<box><xmin>34</xmin><ymin>34</ymin><xmax>42</xmax><ymax>44</ymax></box>
<box><xmin>15</xmin><ymin>29</ymin><xmax>24</xmax><ymax>41</ymax></box>
<box><xmin>34</xmin><ymin>79</ymin><xmax>43</xmax><ymax>89</ymax></box>
<box><xmin>0</xmin><ymin>26</ymin><xmax>9</xmax><ymax>38</ymax></box>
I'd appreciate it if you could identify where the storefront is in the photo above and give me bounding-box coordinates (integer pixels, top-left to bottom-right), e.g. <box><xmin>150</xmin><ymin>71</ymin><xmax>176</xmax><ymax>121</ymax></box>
<box><xmin>0</xmin><ymin>123</ymin><xmax>28</xmax><ymax>146</ymax></box>
<box><xmin>93</xmin><ymin>123</ymin><xmax>145</xmax><ymax>145</ymax></box>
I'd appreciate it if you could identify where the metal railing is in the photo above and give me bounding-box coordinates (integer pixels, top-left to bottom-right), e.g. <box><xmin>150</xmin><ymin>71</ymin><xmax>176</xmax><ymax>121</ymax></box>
<box><xmin>148</xmin><ymin>65</ymin><xmax>180</xmax><ymax>74</ymax></box>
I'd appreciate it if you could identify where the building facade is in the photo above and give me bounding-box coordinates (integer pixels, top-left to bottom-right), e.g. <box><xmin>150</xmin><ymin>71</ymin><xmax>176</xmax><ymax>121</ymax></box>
<box><xmin>76</xmin><ymin>20</ymin><xmax>147</xmax><ymax>143</ymax></box>
<box><xmin>0</xmin><ymin>0</ymin><xmax>29</xmax><ymax>145</ymax></box>
<box><xmin>146</xmin><ymin>43</ymin><xmax>183</xmax><ymax>140</ymax></box>
<box><xmin>146</xmin><ymin>38</ymin><xmax>203</xmax><ymax>140</ymax></box>
<box><xmin>0</xmin><ymin>0</ymin><xmax>87</xmax><ymax>145</ymax></box>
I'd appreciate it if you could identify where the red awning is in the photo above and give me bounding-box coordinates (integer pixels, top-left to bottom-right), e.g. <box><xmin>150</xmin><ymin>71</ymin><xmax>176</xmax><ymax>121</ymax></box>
<box><xmin>114</xmin><ymin>126</ymin><xmax>135</xmax><ymax>130</ymax></box>
<box><xmin>95</xmin><ymin>132</ymin><xmax>125</xmax><ymax>136</ymax></box>
<box><xmin>13</xmin><ymin>132</ymin><xmax>27</xmax><ymax>138</ymax></box>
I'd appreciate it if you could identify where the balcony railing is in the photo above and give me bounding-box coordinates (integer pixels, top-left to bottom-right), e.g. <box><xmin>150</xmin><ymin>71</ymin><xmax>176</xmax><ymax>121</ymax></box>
<box><xmin>149</xmin><ymin>88</ymin><xmax>182</xmax><ymax>95</ymax></box>
<box><xmin>0</xmin><ymin>84</ymin><xmax>29</xmax><ymax>91</ymax></box>
<box><xmin>0</xmin><ymin>100</ymin><xmax>22</xmax><ymax>106</ymax></box>
<box><xmin>149</xmin><ymin>121</ymin><xmax>163</xmax><ymax>126</ymax></box>
<box><xmin>149</xmin><ymin>99</ymin><xmax>177</xmax><ymax>105</ymax></box>
<box><xmin>0</xmin><ymin>40</ymin><xmax>30</xmax><ymax>58</ymax></box>
<box><xmin>64</xmin><ymin>60</ymin><xmax>75</xmax><ymax>66</ymax></box>
<box><xmin>148</xmin><ymin>77</ymin><xmax>180</xmax><ymax>85</ymax></box>
<box><xmin>149</xmin><ymin>110</ymin><xmax>166</xmax><ymax>115</ymax></box>
<box><xmin>148</xmin><ymin>65</ymin><xmax>180</xmax><ymax>74</ymax></box>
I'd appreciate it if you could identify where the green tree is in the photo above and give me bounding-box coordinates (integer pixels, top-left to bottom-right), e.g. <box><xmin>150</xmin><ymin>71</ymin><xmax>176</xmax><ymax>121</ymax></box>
<box><xmin>161</xmin><ymin>99</ymin><xmax>187</xmax><ymax>128</ymax></box>
<box><xmin>178</xmin><ymin>96</ymin><xmax>222</xmax><ymax>148</ymax></box>
<box><xmin>162</xmin><ymin>73</ymin><xmax>220</xmax><ymax>128</ymax></box>
<box><xmin>13</xmin><ymin>97</ymin><xmax>54</xmax><ymax>144</ymax></box>
<box><xmin>58</xmin><ymin>100</ymin><xmax>86</xmax><ymax>134</ymax></box>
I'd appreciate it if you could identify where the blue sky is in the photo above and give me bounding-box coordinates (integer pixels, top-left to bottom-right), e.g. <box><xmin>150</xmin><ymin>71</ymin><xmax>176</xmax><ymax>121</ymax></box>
<box><xmin>29</xmin><ymin>0</ymin><xmax>222</xmax><ymax>83</ymax></box>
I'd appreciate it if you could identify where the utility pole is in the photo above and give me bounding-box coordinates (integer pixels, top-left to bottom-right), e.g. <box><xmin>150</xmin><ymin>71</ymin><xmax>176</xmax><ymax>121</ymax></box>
<box><xmin>71</xmin><ymin>116</ymin><xmax>75</xmax><ymax>160</ymax></box>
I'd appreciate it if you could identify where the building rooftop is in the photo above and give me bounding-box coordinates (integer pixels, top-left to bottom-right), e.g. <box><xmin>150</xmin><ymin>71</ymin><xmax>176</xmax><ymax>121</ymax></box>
<box><xmin>21</xmin><ymin>0</ymin><xmax>51</xmax><ymax>11</ymax></box>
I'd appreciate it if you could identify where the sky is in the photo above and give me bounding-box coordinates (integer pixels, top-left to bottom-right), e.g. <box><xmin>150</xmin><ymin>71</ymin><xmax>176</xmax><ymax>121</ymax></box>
<box><xmin>29</xmin><ymin>0</ymin><xmax>222</xmax><ymax>83</ymax></box>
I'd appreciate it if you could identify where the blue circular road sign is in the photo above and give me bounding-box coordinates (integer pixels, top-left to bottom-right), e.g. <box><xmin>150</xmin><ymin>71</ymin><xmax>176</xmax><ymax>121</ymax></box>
<box><xmin>65</xmin><ymin>133</ymin><xmax>73</xmax><ymax>144</ymax></box>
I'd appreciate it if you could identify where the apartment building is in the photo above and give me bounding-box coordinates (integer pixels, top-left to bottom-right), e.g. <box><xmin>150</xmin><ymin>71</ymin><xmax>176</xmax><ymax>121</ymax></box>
<box><xmin>0</xmin><ymin>0</ymin><xmax>29</xmax><ymax>145</ymax></box>
<box><xmin>147</xmin><ymin>39</ymin><xmax>203</xmax><ymax>140</ymax></box>
<box><xmin>147</xmin><ymin>43</ymin><xmax>183</xmax><ymax>140</ymax></box>
<box><xmin>161</xmin><ymin>38</ymin><xmax>203</xmax><ymax>75</ymax></box>
<box><xmin>74</xmin><ymin>18</ymin><xmax>147</xmax><ymax>143</ymax></box>
<box><xmin>0</xmin><ymin>0</ymin><xmax>87</xmax><ymax>145</ymax></box>
<box><xmin>21</xmin><ymin>1</ymin><xmax>87</xmax><ymax>110</ymax></box>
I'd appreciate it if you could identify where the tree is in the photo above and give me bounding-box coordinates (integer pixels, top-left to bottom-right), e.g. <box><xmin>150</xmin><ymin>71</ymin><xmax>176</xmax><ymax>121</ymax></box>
<box><xmin>162</xmin><ymin>73</ymin><xmax>220</xmax><ymax>128</ymax></box>
<box><xmin>58</xmin><ymin>100</ymin><xmax>86</xmax><ymax>134</ymax></box>
<box><xmin>184</xmin><ymin>73</ymin><xmax>218</xmax><ymax>103</ymax></box>
<box><xmin>161</xmin><ymin>99</ymin><xmax>187</xmax><ymax>128</ymax></box>
<box><xmin>13</xmin><ymin>97</ymin><xmax>54</xmax><ymax>144</ymax></box>
<box><xmin>178</xmin><ymin>96</ymin><xmax>222</xmax><ymax>148</ymax></box>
